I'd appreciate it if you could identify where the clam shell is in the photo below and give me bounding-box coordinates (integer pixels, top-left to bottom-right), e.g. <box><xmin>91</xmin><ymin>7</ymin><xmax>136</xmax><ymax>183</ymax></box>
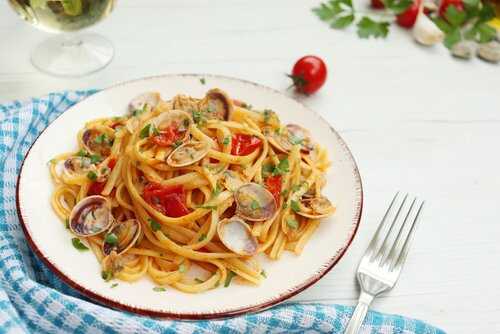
<box><xmin>102</xmin><ymin>219</ymin><xmax>141</xmax><ymax>256</ymax></box>
<box><xmin>148</xmin><ymin>110</ymin><xmax>192</xmax><ymax>143</ymax></box>
<box><xmin>62</xmin><ymin>156</ymin><xmax>96</xmax><ymax>178</ymax></box>
<box><xmin>221</xmin><ymin>170</ymin><xmax>245</xmax><ymax>191</ymax></box>
<box><xmin>69</xmin><ymin>195</ymin><xmax>113</xmax><ymax>237</ymax></box>
<box><xmin>199</xmin><ymin>88</ymin><xmax>234</xmax><ymax>121</ymax></box>
<box><xmin>234</xmin><ymin>183</ymin><xmax>277</xmax><ymax>222</ymax></box>
<box><xmin>81</xmin><ymin>129</ymin><xmax>112</xmax><ymax>156</ymax></box>
<box><xmin>217</xmin><ymin>216</ymin><xmax>258</xmax><ymax>256</ymax></box>
<box><xmin>166</xmin><ymin>141</ymin><xmax>210</xmax><ymax>167</ymax></box>
<box><xmin>129</xmin><ymin>92</ymin><xmax>160</xmax><ymax>112</ymax></box>
<box><xmin>296</xmin><ymin>196</ymin><xmax>335</xmax><ymax>219</ymax></box>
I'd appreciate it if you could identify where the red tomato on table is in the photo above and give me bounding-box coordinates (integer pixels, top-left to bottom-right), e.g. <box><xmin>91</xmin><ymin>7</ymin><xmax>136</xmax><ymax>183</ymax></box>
<box><xmin>143</xmin><ymin>183</ymin><xmax>190</xmax><ymax>217</ymax></box>
<box><xmin>289</xmin><ymin>55</ymin><xmax>327</xmax><ymax>95</ymax></box>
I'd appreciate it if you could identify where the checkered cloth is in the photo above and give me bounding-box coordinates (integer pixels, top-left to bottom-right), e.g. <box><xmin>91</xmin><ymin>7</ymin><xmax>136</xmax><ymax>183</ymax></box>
<box><xmin>0</xmin><ymin>91</ymin><xmax>446</xmax><ymax>334</ymax></box>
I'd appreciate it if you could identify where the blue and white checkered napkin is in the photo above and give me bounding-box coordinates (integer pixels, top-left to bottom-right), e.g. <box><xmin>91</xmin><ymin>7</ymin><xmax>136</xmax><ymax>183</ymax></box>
<box><xmin>0</xmin><ymin>91</ymin><xmax>445</xmax><ymax>334</ymax></box>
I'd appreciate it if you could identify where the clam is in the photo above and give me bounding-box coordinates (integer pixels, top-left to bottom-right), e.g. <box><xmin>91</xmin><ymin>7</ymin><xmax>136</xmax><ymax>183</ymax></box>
<box><xmin>172</xmin><ymin>94</ymin><xmax>200</xmax><ymax>111</ymax></box>
<box><xmin>296</xmin><ymin>196</ymin><xmax>335</xmax><ymax>219</ymax></box>
<box><xmin>62</xmin><ymin>156</ymin><xmax>97</xmax><ymax>178</ymax></box>
<box><xmin>264</xmin><ymin>127</ymin><xmax>292</xmax><ymax>153</ymax></box>
<box><xmin>221</xmin><ymin>170</ymin><xmax>245</xmax><ymax>191</ymax></box>
<box><xmin>149</xmin><ymin>110</ymin><xmax>192</xmax><ymax>143</ymax></box>
<box><xmin>234</xmin><ymin>183</ymin><xmax>277</xmax><ymax>222</ymax></box>
<box><xmin>217</xmin><ymin>216</ymin><xmax>258</xmax><ymax>256</ymax></box>
<box><xmin>82</xmin><ymin>129</ymin><xmax>112</xmax><ymax>156</ymax></box>
<box><xmin>199</xmin><ymin>88</ymin><xmax>234</xmax><ymax>121</ymax></box>
<box><xmin>129</xmin><ymin>92</ymin><xmax>160</xmax><ymax>113</ymax></box>
<box><xmin>102</xmin><ymin>219</ymin><xmax>141</xmax><ymax>256</ymax></box>
<box><xmin>69</xmin><ymin>195</ymin><xmax>114</xmax><ymax>237</ymax></box>
<box><xmin>166</xmin><ymin>141</ymin><xmax>210</xmax><ymax>167</ymax></box>
<box><xmin>265</xmin><ymin>124</ymin><xmax>314</xmax><ymax>154</ymax></box>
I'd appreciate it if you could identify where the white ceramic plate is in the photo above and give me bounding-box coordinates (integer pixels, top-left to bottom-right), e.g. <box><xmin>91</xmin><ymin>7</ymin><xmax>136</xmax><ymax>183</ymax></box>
<box><xmin>17</xmin><ymin>74</ymin><xmax>362</xmax><ymax>319</ymax></box>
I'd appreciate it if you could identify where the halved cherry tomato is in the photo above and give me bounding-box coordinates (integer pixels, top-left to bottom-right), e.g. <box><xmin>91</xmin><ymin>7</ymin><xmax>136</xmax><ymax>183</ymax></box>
<box><xmin>88</xmin><ymin>181</ymin><xmax>106</xmax><ymax>196</ymax></box>
<box><xmin>288</xmin><ymin>55</ymin><xmax>327</xmax><ymax>95</ymax></box>
<box><xmin>265</xmin><ymin>175</ymin><xmax>282</xmax><ymax>205</ymax></box>
<box><xmin>151</xmin><ymin>123</ymin><xmax>183</xmax><ymax>147</ymax></box>
<box><xmin>396</xmin><ymin>0</ymin><xmax>421</xmax><ymax>28</ymax></box>
<box><xmin>371</xmin><ymin>0</ymin><xmax>385</xmax><ymax>9</ymax></box>
<box><xmin>231</xmin><ymin>134</ymin><xmax>262</xmax><ymax>156</ymax></box>
<box><xmin>143</xmin><ymin>183</ymin><xmax>190</xmax><ymax>217</ymax></box>
<box><xmin>439</xmin><ymin>0</ymin><xmax>464</xmax><ymax>18</ymax></box>
<box><xmin>108</xmin><ymin>158</ymin><xmax>117</xmax><ymax>170</ymax></box>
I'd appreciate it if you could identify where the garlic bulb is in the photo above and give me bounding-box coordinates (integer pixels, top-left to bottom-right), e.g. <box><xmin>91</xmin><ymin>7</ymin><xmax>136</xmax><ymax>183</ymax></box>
<box><xmin>412</xmin><ymin>11</ymin><xmax>444</xmax><ymax>46</ymax></box>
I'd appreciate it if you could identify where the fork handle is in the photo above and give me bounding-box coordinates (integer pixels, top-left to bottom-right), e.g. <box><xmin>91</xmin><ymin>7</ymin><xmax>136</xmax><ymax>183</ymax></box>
<box><xmin>344</xmin><ymin>291</ymin><xmax>374</xmax><ymax>334</ymax></box>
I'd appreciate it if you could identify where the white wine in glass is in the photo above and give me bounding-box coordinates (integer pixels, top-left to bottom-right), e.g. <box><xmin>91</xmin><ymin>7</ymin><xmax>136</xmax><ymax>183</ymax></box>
<box><xmin>9</xmin><ymin>0</ymin><xmax>115</xmax><ymax>77</ymax></box>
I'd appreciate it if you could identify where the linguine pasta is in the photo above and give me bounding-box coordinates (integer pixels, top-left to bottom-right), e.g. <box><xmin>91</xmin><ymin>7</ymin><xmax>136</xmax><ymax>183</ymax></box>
<box><xmin>49</xmin><ymin>88</ymin><xmax>335</xmax><ymax>293</ymax></box>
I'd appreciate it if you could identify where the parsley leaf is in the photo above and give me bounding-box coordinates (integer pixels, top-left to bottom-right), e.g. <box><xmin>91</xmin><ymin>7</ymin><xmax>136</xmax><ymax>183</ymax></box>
<box><xmin>110</xmin><ymin>283</ymin><xmax>118</xmax><ymax>288</ymax></box>
<box><xmin>198</xmin><ymin>233</ymin><xmax>207</xmax><ymax>242</ymax></box>
<box><xmin>384</xmin><ymin>0</ymin><xmax>412</xmax><ymax>14</ymax></box>
<box><xmin>357</xmin><ymin>17</ymin><xmax>390</xmax><ymax>39</ymax></box>
<box><xmin>222</xmin><ymin>136</ymin><xmax>231</xmax><ymax>146</ymax></box>
<box><xmin>101</xmin><ymin>270</ymin><xmax>113</xmax><ymax>281</ymax></box>
<box><xmin>71</xmin><ymin>238</ymin><xmax>88</xmax><ymax>251</ymax></box>
<box><xmin>272</xmin><ymin>158</ymin><xmax>289</xmax><ymax>176</ymax></box>
<box><xmin>94</xmin><ymin>134</ymin><xmax>107</xmax><ymax>144</ymax></box>
<box><xmin>289</xmin><ymin>135</ymin><xmax>304</xmax><ymax>145</ymax></box>
<box><xmin>65</xmin><ymin>218</ymin><xmax>70</xmax><ymax>229</ymax></box>
<box><xmin>178</xmin><ymin>263</ymin><xmax>187</xmax><ymax>273</ymax></box>
<box><xmin>139</xmin><ymin>124</ymin><xmax>152</xmax><ymax>139</ymax></box>
<box><xmin>444</xmin><ymin>28</ymin><xmax>462</xmax><ymax>49</ymax></box>
<box><xmin>76</xmin><ymin>149</ymin><xmax>88</xmax><ymax>157</ymax></box>
<box><xmin>445</xmin><ymin>5</ymin><xmax>467</xmax><ymax>27</ymax></box>
<box><xmin>149</xmin><ymin>218</ymin><xmax>161</xmax><ymax>232</ymax></box>
<box><xmin>153</xmin><ymin>287</ymin><xmax>166</xmax><ymax>292</ymax></box>
<box><xmin>286</xmin><ymin>218</ymin><xmax>299</xmax><ymax>230</ymax></box>
<box><xmin>261</xmin><ymin>270</ymin><xmax>267</xmax><ymax>278</ymax></box>
<box><xmin>330</xmin><ymin>14</ymin><xmax>355</xmax><ymax>29</ymax></box>
<box><xmin>172</xmin><ymin>140</ymin><xmax>183</xmax><ymax>149</ymax></box>
<box><xmin>200</xmin><ymin>78</ymin><xmax>206</xmax><ymax>85</ymax></box>
<box><xmin>104</xmin><ymin>233</ymin><xmax>118</xmax><ymax>245</ymax></box>
<box><xmin>89</xmin><ymin>154</ymin><xmax>102</xmax><ymax>164</ymax></box>
<box><xmin>87</xmin><ymin>171</ymin><xmax>97</xmax><ymax>181</ymax></box>
<box><xmin>250</xmin><ymin>200</ymin><xmax>261</xmax><ymax>210</ymax></box>
<box><xmin>224</xmin><ymin>271</ymin><xmax>236</xmax><ymax>287</ymax></box>
<box><xmin>290</xmin><ymin>200</ymin><xmax>301</xmax><ymax>213</ymax></box>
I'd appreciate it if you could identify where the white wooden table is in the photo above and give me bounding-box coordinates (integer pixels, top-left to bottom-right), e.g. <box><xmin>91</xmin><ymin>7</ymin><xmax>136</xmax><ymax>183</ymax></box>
<box><xmin>2</xmin><ymin>1</ymin><xmax>499</xmax><ymax>332</ymax></box>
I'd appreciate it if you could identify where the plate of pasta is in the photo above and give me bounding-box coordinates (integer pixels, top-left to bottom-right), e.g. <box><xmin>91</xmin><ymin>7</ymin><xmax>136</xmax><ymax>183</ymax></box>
<box><xmin>17</xmin><ymin>74</ymin><xmax>362</xmax><ymax>319</ymax></box>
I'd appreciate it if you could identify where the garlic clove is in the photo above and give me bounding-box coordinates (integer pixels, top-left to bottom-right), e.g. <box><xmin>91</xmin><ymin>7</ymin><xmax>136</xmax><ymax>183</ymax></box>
<box><xmin>412</xmin><ymin>10</ymin><xmax>444</xmax><ymax>46</ymax></box>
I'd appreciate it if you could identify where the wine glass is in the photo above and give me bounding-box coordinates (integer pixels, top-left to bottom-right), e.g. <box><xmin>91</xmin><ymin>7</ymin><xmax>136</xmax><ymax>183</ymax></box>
<box><xmin>9</xmin><ymin>0</ymin><xmax>115</xmax><ymax>77</ymax></box>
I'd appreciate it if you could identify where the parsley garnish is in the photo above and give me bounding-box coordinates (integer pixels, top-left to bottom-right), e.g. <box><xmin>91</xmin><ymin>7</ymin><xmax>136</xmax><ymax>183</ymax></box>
<box><xmin>65</xmin><ymin>218</ymin><xmax>69</xmax><ymax>229</ymax></box>
<box><xmin>153</xmin><ymin>287</ymin><xmax>166</xmax><ymax>292</ymax></box>
<box><xmin>104</xmin><ymin>233</ymin><xmax>118</xmax><ymax>245</ymax></box>
<box><xmin>282</xmin><ymin>202</ymin><xmax>288</xmax><ymax>209</ymax></box>
<box><xmin>272</xmin><ymin>158</ymin><xmax>289</xmax><ymax>176</ymax></box>
<box><xmin>281</xmin><ymin>189</ymin><xmax>289</xmax><ymax>198</ymax></box>
<box><xmin>172</xmin><ymin>140</ymin><xmax>183</xmax><ymax>149</ymax></box>
<box><xmin>139</xmin><ymin>124</ymin><xmax>152</xmax><ymax>139</ymax></box>
<box><xmin>357</xmin><ymin>17</ymin><xmax>390</xmax><ymax>39</ymax></box>
<box><xmin>178</xmin><ymin>263</ymin><xmax>187</xmax><ymax>273</ymax></box>
<box><xmin>261</xmin><ymin>270</ymin><xmax>267</xmax><ymax>278</ymax></box>
<box><xmin>222</xmin><ymin>136</ymin><xmax>231</xmax><ymax>146</ymax></box>
<box><xmin>198</xmin><ymin>233</ymin><xmax>207</xmax><ymax>242</ymax></box>
<box><xmin>94</xmin><ymin>134</ymin><xmax>107</xmax><ymax>144</ymax></box>
<box><xmin>76</xmin><ymin>149</ymin><xmax>88</xmax><ymax>157</ymax></box>
<box><xmin>195</xmin><ymin>278</ymin><xmax>205</xmax><ymax>283</ymax></box>
<box><xmin>191</xmin><ymin>110</ymin><xmax>206</xmax><ymax>125</ymax></box>
<box><xmin>101</xmin><ymin>270</ymin><xmax>113</xmax><ymax>281</ymax></box>
<box><xmin>87</xmin><ymin>171</ymin><xmax>97</xmax><ymax>181</ymax></box>
<box><xmin>71</xmin><ymin>238</ymin><xmax>88</xmax><ymax>251</ymax></box>
<box><xmin>286</xmin><ymin>218</ymin><xmax>299</xmax><ymax>230</ymax></box>
<box><xmin>149</xmin><ymin>218</ymin><xmax>161</xmax><ymax>232</ymax></box>
<box><xmin>289</xmin><ymin>135</ymin><xmax>304</xmax><ymax>145</ymax></box>
<box><xmin>262</xmin><ymin>163</ymin><xmax>274</xmax><ymax>177</ymax></box>
<box><xmin>111</xmin><ymin>283</ymin><xmax>118</xmax><ymax>288</ymax></box>
<box><xmin>200</xmin><ymin>78</ymin><xmax>206</xmax><ymax>85</ymax></box>
<box><xmin>290</xmin><ymin>200</ymin><xmax>301</xmax><ymax>213</ymax></box>
<box><xmin>211</xmin><ymin>184</ymin><xmax>222</xmax><ymax>198</ymax></box>
<box><xmin>224</xmin><ymin>271</ymin><xmax>236</xmax><ymax>287</ymax></box>
<box><xmin>250</xmin><ymin>200</ymin><xmax>260</xmax><ymax>210</ymax></box>
<box><xmin>89</xmin><ymin>154</ymin><xmax>102</xmax><ymax>164</ymax></box>
<box><xmin>263</xmin><ymin>109</ymin><xmax>273</xmax><ymax>124</ymax></box>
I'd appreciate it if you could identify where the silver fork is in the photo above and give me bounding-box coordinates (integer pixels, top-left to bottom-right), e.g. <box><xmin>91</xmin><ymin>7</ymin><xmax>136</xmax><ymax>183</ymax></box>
<box><xmin>344</xmin><ymin>192</ymin><xmax>425</xmax><ymax>334</ymax></box>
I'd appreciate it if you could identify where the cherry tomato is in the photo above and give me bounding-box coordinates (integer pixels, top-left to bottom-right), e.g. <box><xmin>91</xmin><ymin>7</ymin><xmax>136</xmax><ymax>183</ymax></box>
<box><xmin>231</xmin><ymin>134</ymin><xmax>262</xmax><ymax>156</ymax></box>
<box><xmin>439</xmin><ymin>0</ymin><xmax>464</xmax><ymax>18</ymax></box>
<box><xmin>88</xmin><ymin>181</ymin><xmax>106</xmax><ymax>196</ymax></box>
<box><xmin>151</xmin><ymin>122</ymin><xmax>184</xmax><ymax>147</ymax></box>
<box><xmin>265</xmin><ymin>175</ymin><xmax>282</xmax><ymax>205</ymax></box>
<box><xmin>143</xmin><ymin>183</ymin><xmax>190</xmax><ymax>217</ymax></box>
<box><xmin>108</xmin><ymin>158</ymin><xmax>117</xmax><ymax>170</ymax></box>
<box><xmin>371</xmin><ymin>0</ymin><xmax>385</xmax><ymax>9</ymax></box>
<box><xmin>288</xmin><ymin>55</ymin><xmax>327</xmax><ymax>95</ymax></box>
<box><xmin>396</xmin><ymin>0</ymin><xmax>421</xmax><ymax>28</ymax></box>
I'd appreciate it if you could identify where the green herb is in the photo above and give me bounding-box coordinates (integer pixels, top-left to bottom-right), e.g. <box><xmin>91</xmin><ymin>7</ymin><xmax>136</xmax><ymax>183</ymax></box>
<box><xmin>313</xmin><ymin>0</ymin><xmax>391</xmax><ymax>39</ymax></box>
<box><xmin>111</xmin><ymin>283</ymin><xmax>118</xmax><ymax>288</ymax></box>
<box><xmin>224</xmin><ymin>271</ymin><xmax>236</xmax><ymax>287</ymax></box>
<box><xmin>131</xmin><ymin>105</ymin><xmax>147</xmax><ymax>117</ymax></box>
<box><xmin>262</xmin><ymin>163</ymin><xmax>274</xmax><ymax>177</ymax></box>
<box><xmin>101</xmin><ymin>270</ymin><xmax>113</xmax><ymax>281</ymax></box>
<box><xmin>291</xmin><ymin>182</ymin><xmax>307</xmax><ymax>192</ymax></box>
<box><xmin>178</xmin><ymin>263</ymin><xmax>187</xmax><ymax>273</ymax></box>
<box><xmin>139</xmin><ymin>124</ymin><xmax>152</xmax><ymax>139</ymax></box>
<box><xmin>250</xmin><ymin>199</ymin><xmax>260</xmax><ymax>210</ymax></box>
<box><xmin>196</xmin><ymin>204</ymin><xmax>217</xmax><ymax>210</ymax></box>
<box><xmin>104</xmin><ymin>233</ymin><xmax>118</xmax><ymax>245</ymax></box>
<box><xmin>172</xmin><ymin>140</ymin><xmax>183</xmax><ymax>149</ymax></box>
<box><xmin>194</xmin><ymin>278</ymin><xmax>205</xmax><ymax>283</ymax></box>
<box><xmin>261</xmin><ymin>270</ymin><xmax>267</xmax><ymax>278</ymax></box>
<box><xmin>101</xmin><ymin>167</ymin><xmax>109</xmax><ymax>174</ymax></box>
<box><xmin>356</xmin><ymin>17</ymin><xmax>390</xmax><ymax>39</ymax></box>
<box><xmin>241</xmin><ymin>103</ymin><xmax>252</xmax><ymax>110</ymax></box>
<box><xmin>272</xmin><ymin>158</ymin><xmax>290</xmax><ymax>176</ymax></box>
<box><xmin>281</xmin><ymin>189</ymin><xmax>289</xmax><ymax>198</ymax></box>
<box><xmin>263</xmin><ymin>109</ymin><xmax>273</xmax><ymax>124</ymax></box>
<box><xmin>200</xmin><ymin>78</ymin><xmax>206</xmax><ymax>85</ymax></box>
<box><xmin>76</xmin><ymin>149</ymin><xmax>88</xmax><ymax>157</ymax></box>
<box><xmin>94</xmin><ymin>134</ymin><xmax>107</xmax><ymax>144</ymax></box>
<box><xmin>192</xmin><ymin>110</ymin><xmax>206</xmax><ymax>125</ymax></box>
<box><xmin>149</xmin><ymin>218</ymin><xmax>161</xmax><ymax>232</ymax></box>
<box><xmin>282</xmin><ymin>202</ymin><xmax>288</xmax><ymax>209</ymax></box>
<box><xmin>153</xmin><ymin>287</ymin><xmax>166</xmax><ymax>292</ymax></box>
<box><xmin>286</xmin><ymin>218</ymin><xmax>299</xmax><ymax>230</ymax></box>
<box><xmin>151</xmin><ymin>124</ymin><xmax>160</xmax><ymax>136</ymax></box>
<box><xmin>198</xmin><ymin>233</ymin><xmax>207</xmax><ymax>242</ymax></box>
<box><xmin>290</xmin><ymin>200</ymin><xmax>301</xmax><ymax>213</ymax></box>
<box><xmin>222</xmin><ymin>136</ymin><xmax>231</xmax><ymax>146</ymax></box>
<box><xmin>211</xmin><ymin>184</ymin><xmax>222</xmax><ymax>198</ymax></box>
<box><xmin>89</xmin><ymin>154</ymin><xmax>102</xmax><ymax>164</ymax></box>
<box><xmin>71</xmin><ymin>238</ymin><xmax>88</xmax><ymax>251</ymax></box>
<box><xmin>65</xmin><ymin>218</ymin><xmax>69</xmax><ymax>229</ymax></box>
<box><xmin>289</xmin><ymin>135</ymin><xmax>304</xmax><ymax>145</ymax></box>
<box><xmin>48</xmin><ymin>158</ymin><xmax>57</xmax><ymax>165</ymax></box>
<box><xmin>87</xmin><ymin>171</ymin><xmax>97</xmax><ymax>181</ymax></box>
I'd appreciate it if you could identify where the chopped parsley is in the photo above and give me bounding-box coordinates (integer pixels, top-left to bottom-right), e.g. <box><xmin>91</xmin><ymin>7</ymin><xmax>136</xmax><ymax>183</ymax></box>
<box><xmin>291</xmin><ymin>182</ymin><xmax>307</xmax><ymax>193</ymax></box>
<box><xmin>281</xmin><ymin>189</ymin><xmax>289</xmax><ymax>198</ymax></box>
<box><xmin>262</xmin><ymin>163</ymin><xmax>274</xmax><ymax>177</ymax></box>
<box><xmin>76</xmin><ymin>149</ymin><xmax>89</xmax><ymax>157</ymax></box>
<box><xmin>286</xmin><ymin>217</ymin><xmax>299</xmax><ymax>230</ymax></box>
<box><xmin>211</xmin><ymin>184</ymin><xmax>222</xmax><ymax>198</ymax></box>
<box><xmin>104</xmin><ymin>233</ymin><xmax>118</xmax><ymax>245</ymax></box>
<box><xmin>149</xmin><ymin>218</ymin><xmax>161</xmax><ymax>232</ymax></box>
<box><xmin>290</xmin><ymin>200</ymin><xmax>301</xmax><ymax>213</ymax></box>
<box><xmin>65</xmin><ymin>218</ymin><xmax>69</xmax><ymax>229</ymax></box>
<box><xmin>191</xmin><ymin>110</ymin><xmax>206</xmax><ymax>125</ymax></box>
<box><xmin>194</xmin><ymin>278</ymin><xmax>205</xmax><ymax>283</ymax></box>
<box><xmin>261</xmin><ymin>270</ymin><xmax>267</xmax><ymax>278</ymax></box>
<box><xmin>199</xmin><ymin>78</ymin><xmax>206</xmax><ymax>85</ymax></box>
<box><xmin>110</xmin><ymin>283</ymin><xmax>118</xmax><ymax>288</ymax></box>
<box><xmin>153</xmin><ymin>287</ymin><xmax>166</xmax><ymax>292</ymax></box>
<box><xmin>89</xmin><ymin>154</ymin><xmax>102</xmax><ymax>164</ymax></box>
<box><xmin>289</xmin><ymin>135</ymin><xmax>304</xmax><ymax>145</ymax></box>
<box><xmin>151</xmin><ymin>124</ymin><xmax>160</xmax><ymax>136</ymax></box>
<box><xmin>71</xmin><ymin>238</ymin><xmax>88</xmax><ymax>251</ymax></box>
<box><xmin>101</xmin><ymin>270</ymin><xmax>113</xmax><ymax>281</ymax></box>
<box><xmin>250</xmin><ymin>199</ymin><xmax>260</xmax><ymax>210</ymax></box>
<box><xmin>87</xmin><ymin>171</ymin><xmax>97</xmax><ymax>181</ymax></box>
<box><xmin>272</xmin><ymin>158</ymin><xmax>290</xmax><ymax>176</ymax></box>
<box><xmin>178</xmin><ymin>263</ymin><xmax>187</xmax><ymax>273</ymax></box>
<box><xmin>94</xmin><ymin>134</ymin><xmax>107</xmax><ymax>144</ymax></box>
<box><xmin>263</xmin><ymin>109</ymin><xmax>273</xmax><ymax>124</ymax></box>
<box><xmin>198</xmin><ymin>233</ymin><xmax>207</xmax><ymax>242</ymax></box>
<box><xmin>224</xmin><ymin>271</ymin><xmax>236</xmax><ymax>287</ymax></box>
<box><xmin>139</xmin><ymin>124</ymin><xmax>152</xmax><ymax>139</ymax></box>
<box><xmin>172</xmin><ymin>140</ymin><xmax>183</xmax><ymax>149</ymax></box>
<box><xmin>222</xmin><ymin>136</ymin><xmax>231</xmax><ymax>146</ymax></box>
<box><xmin>282</xmin><ymin>202</ymin><xmax>288</xmax><ymax>209</ymax></box>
